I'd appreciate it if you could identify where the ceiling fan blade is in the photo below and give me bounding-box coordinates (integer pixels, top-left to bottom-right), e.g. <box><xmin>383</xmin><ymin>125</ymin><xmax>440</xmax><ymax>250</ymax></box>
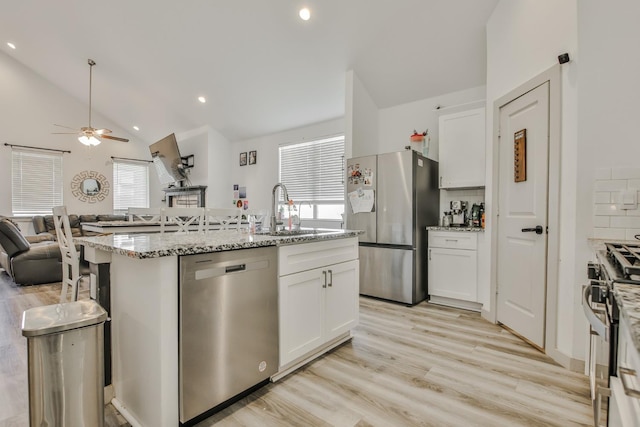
<box><xmin>53</xmin><ymin>123</ymin><xmax>80</xmax><ymax>131</ymax></box>
<box><xmin>95</xmin><ymin>128</ymin><xmax>112</xmax><ymax>135</ymax></box>
<box><xmin>101</xmin><ymin>135</ymin><xmax>129</xmax><ymax>142</ymax></box>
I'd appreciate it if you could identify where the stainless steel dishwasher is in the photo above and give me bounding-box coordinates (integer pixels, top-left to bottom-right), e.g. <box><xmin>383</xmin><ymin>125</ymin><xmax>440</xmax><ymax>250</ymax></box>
<box><xmin>179</xmin><ymin>246</ymin><xmax>278</xmax><ymax>424</ymax></box>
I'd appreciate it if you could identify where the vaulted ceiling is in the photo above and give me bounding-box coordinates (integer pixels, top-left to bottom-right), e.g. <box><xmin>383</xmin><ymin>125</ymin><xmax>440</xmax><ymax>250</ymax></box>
<box><xmin>0</xmin><ymin>0</ymin><xmax>498</xmax><ymax>143</ymax></box>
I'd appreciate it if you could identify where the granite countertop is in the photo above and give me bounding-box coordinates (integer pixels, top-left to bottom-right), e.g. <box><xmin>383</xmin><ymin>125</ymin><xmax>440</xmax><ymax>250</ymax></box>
<box><xmin>426</xmin><ymin>226</ymin><xmax>485</xmax><ymax>232</ymax></box>
<box><xmin>76</xmin><ymin>229</ymin><xmax>362</xmax><ymax>259</ymax></box>
<box><xmin>613</xmin><ymin>284</ymin><xmax>640</xmax><ymax>354</ymax></box>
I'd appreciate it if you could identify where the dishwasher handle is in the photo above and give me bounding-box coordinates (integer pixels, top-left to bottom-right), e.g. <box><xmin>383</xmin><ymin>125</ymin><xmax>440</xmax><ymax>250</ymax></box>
<box><xmin>225</xmin><ymin>264</ymin><xmax>246</xmax><ymax>273</ymax></box>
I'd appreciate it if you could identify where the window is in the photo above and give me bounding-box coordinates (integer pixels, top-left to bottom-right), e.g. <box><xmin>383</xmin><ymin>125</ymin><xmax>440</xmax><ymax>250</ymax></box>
<box><xmin>279</xmin><ymin>135</ymin><xmax>345</xmax><ymax>220</ymax></box>
<box><xmin>113</xmin><ymin>160</ymin><xmax>150</xmax><ymax>212</ymax></box>
<box><xmin>11</xmin><ymin>149</ymin><xmax>63</xmax><ymax>216</ymax></box>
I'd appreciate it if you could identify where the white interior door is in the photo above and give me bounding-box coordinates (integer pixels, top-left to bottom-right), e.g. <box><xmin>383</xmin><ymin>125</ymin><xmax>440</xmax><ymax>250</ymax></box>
<box><xmin>497</xmin><ymin>81</ymin><xmax>549</xmax><ymax>349</ymax></box>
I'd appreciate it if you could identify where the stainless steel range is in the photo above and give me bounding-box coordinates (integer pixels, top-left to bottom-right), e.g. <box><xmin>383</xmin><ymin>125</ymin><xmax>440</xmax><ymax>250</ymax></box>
<box><xmin>583</xmin><ymin>241</ymin><xmax>640</xmax><ymax>426</ymax></box>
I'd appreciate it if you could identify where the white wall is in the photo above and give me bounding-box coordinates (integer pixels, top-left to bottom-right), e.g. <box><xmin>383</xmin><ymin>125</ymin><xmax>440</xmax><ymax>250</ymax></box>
<box><xmin>0</xmin><ymin>50</ymin><xmax>162</xmax><ymax>217</ymax></box>
<box><xmin>378</xmin><ymin>86</ymin><xmax>486</xmax><ymax>161</ymax></box>
<box><xmin>175</xmin><ymin>126</ymin><xmax>231</xmax><ymax>207</ymax></box>
<box><xmin>486</xmin><ymin>0</ymin><xmax>579</xmax><ymax>359</ymax></box>
<box><xmin>576</xmin><ymin>0</ymin><xmax>640</xmax><ymax>352</ymax></box>
<box><xmin>346</xmin><ymin>70</ymin><xmax>379</xmax><ymax>158</ymax></box>
<box><xmin>230</xmin><ymin>118</ymin><xmax>345</xmax><ymax>213</ymax></box>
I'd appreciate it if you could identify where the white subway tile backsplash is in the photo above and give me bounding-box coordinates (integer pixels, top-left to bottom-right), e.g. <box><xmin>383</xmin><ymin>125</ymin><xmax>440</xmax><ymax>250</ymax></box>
<box><xmin>594</xmin><ymin>180</ymin><xmax>628</xmax><ymax>191</ymax></box>
<box><xmin>625</xmin><ymin>230</ymin><xmax>640</xmax><ymax>241</ymax></box>
<box><xmin>593</xmin><ymin>216</ymin><xmax>610</xmax><ymax>228</ymax></box>
<box><xmin>594</xmin><ymin>204</ymin><xmax>626</xmax><ymax>216</ymax></box>
<box><xmin>593</xmin><ymin>167</ymin><xmax>640</xmax><ymax>239</ymax></box>
<box><xmin>611</xmin><ymin>216</ymin><xmax>640</xmax><ymax>229</ymax></box>
<box><xmin>594</xmin><ymin>192</ymin><xmax>611</xmax><ymax>204</ymax></box>
<box><xmin>595</xmin><ymin>168</ymin><xmax>612</xmax><ymax>180</ymax></box>
<box><xmin>593</xmin><ymin>227</ymin><xmax>627</xmax><ymax>240</ymax></box>
<box><xmin>439</xmin><ymin>188</ymin><xmax>485</xmax><ymax>219</ymax></box>
<box><xmin>612</xmin><ymin>168</ymin><xmax>640</xmax><ymax>180</ymax></box>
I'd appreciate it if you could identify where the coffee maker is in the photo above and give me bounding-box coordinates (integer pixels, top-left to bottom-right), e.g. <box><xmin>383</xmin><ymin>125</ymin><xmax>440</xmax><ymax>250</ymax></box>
<box><xmin>470</xmin><ymin>203</ymin><xmax>484</xmax><ymax>227</ymax></box>
<box><xmin>450</xmin><ymin>201</ymin><xmax>468</xmax><ymax>227</ymax></box>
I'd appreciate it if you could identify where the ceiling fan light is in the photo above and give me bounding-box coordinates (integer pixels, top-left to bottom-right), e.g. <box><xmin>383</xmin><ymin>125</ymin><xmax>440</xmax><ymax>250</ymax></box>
<box><xmin>78</xmin><ymin>135</ymin><xmax>101</xmax><ymax>146</ymax></box>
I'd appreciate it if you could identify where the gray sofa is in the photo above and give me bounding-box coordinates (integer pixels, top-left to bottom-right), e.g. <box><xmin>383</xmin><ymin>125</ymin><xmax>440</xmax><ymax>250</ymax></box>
<box><xmin>32</xmin><ymin>214</ymin><xmax>126</xmax><ymax>238</ymax></box>
<box><xmin>0</xmin><ymin>214</ymin><xmax>126</xmax><ymax>285</ymax></box>
<box><xmin>0</xmin><ymin>218</ymin><xmax>63</xmax><ymax>285</ymax></box>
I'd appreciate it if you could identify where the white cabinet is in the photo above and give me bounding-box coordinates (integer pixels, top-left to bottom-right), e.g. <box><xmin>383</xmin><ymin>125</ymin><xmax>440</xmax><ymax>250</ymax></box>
<box><xmin>278</xmin><ymin>238</ymin><xmax>359</xmax><ymax>367</ymax></box>
<box><xmin>438</xmin><ymin>107</ymin><xmax>486</xmax><ymax>189</ymax></box>
<box><xmin>609</xmin><ymin>314</ymin><xmax>640</xmax><ymax>427</ymax></box>
<box><xmin>427</xmin><ymin>231</ymin><xmax>481</xmax><ymax>311</ymax></box>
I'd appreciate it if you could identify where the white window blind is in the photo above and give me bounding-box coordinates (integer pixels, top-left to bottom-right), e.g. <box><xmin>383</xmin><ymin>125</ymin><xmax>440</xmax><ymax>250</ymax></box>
<box><xmin>11</xmin><ymin>149</ymin><xmax>63</xmax><ymax>216</ymax></box>
<box><xmin>279</xmin><ymin>135</ymin><xmax>345</xmax><ymax>203</ymax></box>
<box><xmin>113</xmin><ymin>160</ymin><xmax>149</xmax><ymax>211</ymax></box>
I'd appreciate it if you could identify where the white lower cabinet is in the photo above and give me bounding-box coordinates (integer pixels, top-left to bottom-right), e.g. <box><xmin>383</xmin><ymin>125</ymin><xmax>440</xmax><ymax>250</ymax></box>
<box><xmin>278</xmin><ymin>238</ymin><xmax>359</xmax><ymax>368</ymax></box>
<box><xmin>610</xmin><ymin>315</ymin><xmax>640</xmax><ymax>426</ymax></box>
<box><xmin>427</xmin><ymin>231</ymin><xmax>481</xmax><ymax>310</ymax></box>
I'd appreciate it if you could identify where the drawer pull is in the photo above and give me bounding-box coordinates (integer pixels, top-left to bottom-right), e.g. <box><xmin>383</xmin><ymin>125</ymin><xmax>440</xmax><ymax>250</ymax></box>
<box><xmin>445</xmin><ymin>239</ymin><xmax>458</xmax><ymax>243</ymax></box>
<box><xmin>619</xmin><ymin>367</ymin><xmax>640</xmax><ymax>399</ymax></box>
<box><xmin>322</xmin><ymin>270</ymin><xmax>327</xmax><ymax>288</ymax></box>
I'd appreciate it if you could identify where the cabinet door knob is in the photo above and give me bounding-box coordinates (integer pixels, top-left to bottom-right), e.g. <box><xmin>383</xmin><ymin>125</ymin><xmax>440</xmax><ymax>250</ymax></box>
<box><xmin>327</xmin><ymin>269</ymin><xmax>333</xmax><ymax>287</ymax></box>
<box><xmin>322</xmin><ymin>270</ymin><xmax>327</xmax><ymax>288</ymax></box>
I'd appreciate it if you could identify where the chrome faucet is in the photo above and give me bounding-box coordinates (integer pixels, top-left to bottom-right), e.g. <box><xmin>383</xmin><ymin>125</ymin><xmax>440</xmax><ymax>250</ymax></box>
<box><xmin>271</xmin><ymin>183</ymin><xmax>289</xmax><ymax>231</ymax></box>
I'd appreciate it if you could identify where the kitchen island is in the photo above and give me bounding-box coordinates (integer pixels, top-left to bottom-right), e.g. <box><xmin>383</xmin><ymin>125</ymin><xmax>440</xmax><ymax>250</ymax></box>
<box><xmin>76</xmin><ymin>229</ymin><xmax>361</xmax><ymax>427</ymax></box>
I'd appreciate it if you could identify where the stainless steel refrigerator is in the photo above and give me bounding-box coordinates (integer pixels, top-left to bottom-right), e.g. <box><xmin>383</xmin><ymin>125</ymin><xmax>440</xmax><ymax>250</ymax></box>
<box><xmin>346</xmin><ymin>150</ymin><xmax>439</xmax><ymax>305</ymax></box>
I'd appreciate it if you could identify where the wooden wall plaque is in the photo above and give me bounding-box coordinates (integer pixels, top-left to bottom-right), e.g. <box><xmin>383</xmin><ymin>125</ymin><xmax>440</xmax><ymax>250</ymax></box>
<box><xmin>514</xmin><ymin>129</ymin><xmax>526</xmax><ymax>182</ymax></box>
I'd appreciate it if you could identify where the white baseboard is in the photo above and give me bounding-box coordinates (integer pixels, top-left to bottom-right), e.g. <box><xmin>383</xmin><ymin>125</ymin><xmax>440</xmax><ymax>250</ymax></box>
<box><xmin>112</xmin><ymin>398</ymin><xmax>143</xmax><ymax>427</ymax></box>
<box><xmin>429</xmin><ymin>295</ymin><xmax>482</xmax><ymax>312</ymax></box>
<box><xmin>272</xmin><ymin>332</ymin><xmax>352</xmax><ymax>382</ymax></box>
<box><xmin>104</xmin><ymin>384</ymin><xmax>114</xmax><ymax>404</ymax></box>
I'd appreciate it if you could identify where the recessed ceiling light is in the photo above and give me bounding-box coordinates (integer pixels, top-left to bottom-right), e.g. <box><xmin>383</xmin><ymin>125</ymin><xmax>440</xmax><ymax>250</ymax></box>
<box><xmin>133</xmin><ymin>126</ymin><xmax>140</xmax><ymax>131</ymax></box>
<box><xmin>198</xmin><ymin>96</ymin><xmax>206</xmax><ymax>103</ymax></box>
<box><xmin>299</xmin><ymin>8</ymin><xmax>311</xmax><ymax>21</ymax></box>
<box><xmin>7</xmin><ymin>42</ymin><xmax>16</xmax><ymax>49</ymax></box>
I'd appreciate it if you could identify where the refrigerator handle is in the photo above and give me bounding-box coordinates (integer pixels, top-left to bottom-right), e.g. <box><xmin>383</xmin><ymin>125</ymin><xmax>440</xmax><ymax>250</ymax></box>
<box><xmin>429</xmin><ymin>249</ymin><xmax>431</xmax><ymax>261</ymax></box>
<box><xmin>439</xmin><ymin>176</ymin><xmax>442</xmax><ymax>188</ymax></box>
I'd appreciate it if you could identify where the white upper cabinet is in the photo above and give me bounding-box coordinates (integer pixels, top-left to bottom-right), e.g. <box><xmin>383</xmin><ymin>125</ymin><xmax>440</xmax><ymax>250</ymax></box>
<box><xmin>438</xmin><ymin>107</ymin><xmax>486</xmax><ymax>189</ymax></box>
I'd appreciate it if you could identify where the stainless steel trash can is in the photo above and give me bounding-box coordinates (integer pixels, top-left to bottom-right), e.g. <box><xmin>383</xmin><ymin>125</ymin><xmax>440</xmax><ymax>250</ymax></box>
<box><xmin>21</xmin><ymin>299</ymin><xmax>107</xmax><ymax>427</ymax></box>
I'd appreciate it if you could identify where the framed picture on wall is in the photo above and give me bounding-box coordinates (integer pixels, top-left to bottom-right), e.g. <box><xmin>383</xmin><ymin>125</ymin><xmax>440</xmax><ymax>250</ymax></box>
<box><xmin>239</xmin><ymin>152</ymin><xmax>247</xmax><ymax>166</ymax></box>
<box><xmin>249</xmin><ymin>150</ymin><xmax>257</xmax><ymax>165</ymax></box>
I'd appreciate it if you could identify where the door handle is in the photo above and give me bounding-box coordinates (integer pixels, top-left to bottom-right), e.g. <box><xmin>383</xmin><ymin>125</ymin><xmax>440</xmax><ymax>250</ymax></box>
<box><xmin>521</xmin><ymin>225</ymin><xmax>543</xmax><ymax>235</ymax></box>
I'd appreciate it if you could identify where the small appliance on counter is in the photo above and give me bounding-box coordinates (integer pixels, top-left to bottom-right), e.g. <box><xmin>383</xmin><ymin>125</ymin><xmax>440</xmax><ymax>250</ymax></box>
<box><xmin>442</xmin><ymin>212</ymin><xmax>452</xmax><ymax>227</ymax></box>
<box><xmin>471</xmin><ymin>203</ymin><xmax>484</xmax><ymax>228</ymax></box>
<box><xmin>450</xmin><ymin>200</ymin><xmax>468</xmax><ymax>227</ymax></box>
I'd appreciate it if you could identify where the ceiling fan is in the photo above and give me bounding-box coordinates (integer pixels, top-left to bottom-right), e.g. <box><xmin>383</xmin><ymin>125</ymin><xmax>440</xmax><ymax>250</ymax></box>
<box><xmin>53</xmin><ymin>59</ymin><xmax>129</xmax><ymax>146</ymax></box>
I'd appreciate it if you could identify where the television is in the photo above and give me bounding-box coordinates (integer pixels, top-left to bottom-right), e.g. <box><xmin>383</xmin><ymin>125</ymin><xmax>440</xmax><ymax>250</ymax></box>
<box><xmin>149</xmin><ymin>133</ymin><xmax>187</xmax><ymax>185</ymax></box>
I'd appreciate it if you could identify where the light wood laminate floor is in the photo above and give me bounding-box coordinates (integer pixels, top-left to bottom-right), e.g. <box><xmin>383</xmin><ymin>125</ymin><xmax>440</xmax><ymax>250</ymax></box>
<box><xmin>0</xmin><ymin>271</ymin><xmax>592</xmax><ymax>426</ymax></box>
